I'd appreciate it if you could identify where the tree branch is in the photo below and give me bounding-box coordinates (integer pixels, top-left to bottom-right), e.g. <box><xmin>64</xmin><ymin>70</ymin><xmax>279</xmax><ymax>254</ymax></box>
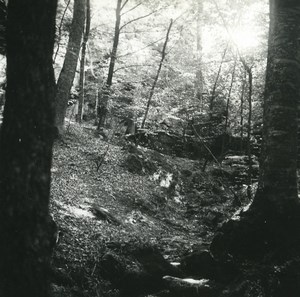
<box><xmin>119</xmin><ymin>8</ymin><xmax>160</xmax><ymax>31</ymax></box>
<box><xmin>53</xmin><ymin>0</ymin><xmax>72</xmax><ymax>63</ymax></box>
<box><xmin>118</xmin><ymin>37</ymin><xmax>165</xmax><ymax>58</ymax></box>
<box><xmin>120</xmin><ymin>0</ymin><xmax>129</xmax><ymax>11</ymax></box>
<box><xmin>113</xmin><ymin>64</ymin><xmax>154</xmax><ymax>73</ymax></box>
<box><xmin>121</xmin><ymin>2</ymin><xmax>142</xmax><ymax>16</ymax></box>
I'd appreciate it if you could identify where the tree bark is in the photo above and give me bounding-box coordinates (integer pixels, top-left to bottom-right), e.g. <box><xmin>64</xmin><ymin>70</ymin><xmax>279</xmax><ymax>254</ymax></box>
<box><xmin>244</xmin><ymin>64</ymin><xmax>253</xmax><ymax>201</ymax></box>
<box><xmin>141</xmin><ymin>19</ymin><xmax>173</xmax><ymax>129</ymax></box>
<box><xmin>96</xmin><ymin>0</ymin><xmax>122</xmax><ymax>130</ymax></box>
<box><xmin>76</xmin><ymin>0</ymin><xmax>91</xmax><ymax>123</ymax></box>
<box><xmin>253</xmin><ymin>0</ymin><xmax>300</xmax><ymax>211</ymax></box>
<box><xmin>55</xmin><ymin>0</ymin><xmax>85</xmax><ymax>136</ymax></box>
<box><xmin>0</xmin><ymin>1</ymin><xmax>57</xmax><ymax>296</ymax></box>
<box><xmin>195</xmin><ymin>0</ymin><xmax>204</xmax><ymax>111</ymax></box>
<box><xmin>209</xmin><ymin>43</ymin><xmax>228</xmax><ymax>113</ymax></box>
<box><xmin>239</xmin><ymin>70</ymin><xmax>246</xmax><ymax>150</ymax></box>
<box><xmin>211</xmin><ymin>0</ymin><xmax>300</xmax><ymax>262</ymax></box>
<box><xmin>107</xmin><ymin>0</ymin><xmax>122</xmax><ymax>87</ymax></box>
<box><xmin>224</xmin><ymin>56</ymin><xmax>237</xmax><ymax>133</ymax></box>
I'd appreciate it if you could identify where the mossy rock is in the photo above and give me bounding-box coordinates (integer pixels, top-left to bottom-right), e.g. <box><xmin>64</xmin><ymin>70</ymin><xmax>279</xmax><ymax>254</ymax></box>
<box><xmin>123</xmin><ymin>153</ymin><xmax>157</xmax><ymax>175</ymax></box>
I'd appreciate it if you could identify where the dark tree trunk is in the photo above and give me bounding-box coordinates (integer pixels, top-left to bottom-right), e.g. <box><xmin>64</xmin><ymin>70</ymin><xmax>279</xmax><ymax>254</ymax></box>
<box><xmin>96</xmin><ymin>0</ymin><xmax>122</xmax><ymax>130</ymax></box>
<box><xmin>211</xmin><ymin>0</ymin><xmax>300</xmax><ymax>263</ymax></box>
<box><xmin>253</xmin><ymin>0</ymin><xmax>300</xmax><ymax>210</ymax></box>
<box><xmin>107</xmin><ymin>0</ymin><xmax>122</xmax><ymax>87</ymax></box>
<box><xmin>76</xmin><ymin>0</ymin><xmax>91</xmax><ymax>123</ymax></box>
<box><xmin>55</xmin><ymin>0</ymin><xmax>85</xmax><ymax>135</ymax></box>
<box><xmin>0</xmin><ymin>1</ymin><xmax>57</xmax><ymax>296</ymax></box>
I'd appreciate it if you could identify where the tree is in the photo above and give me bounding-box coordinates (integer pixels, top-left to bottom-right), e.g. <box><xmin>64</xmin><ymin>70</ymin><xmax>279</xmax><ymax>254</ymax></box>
<box><xmin>97</xmin><ymin>0</ymin><xmax>163</xmax><ymax>129</ymax></box>
<box><xmin>76</xmin><ymin>0</ymin><xmax>91</xmax><ymax>123</ymax></box>
<box><xmin>55</xmin><ymin>0</ymin><xmax>85</xmax><ymax>136</ymax></box>
<box><xmin>194</xmin><ymin>0</ymin><xmax>204</xmax><ymax>110</ymax></box>
<box><xmin>0</xmin><ymin>0</ymin><xmax>57</xmax><ymax>296</ymax></box>
<box><xmin>211</xmin><ymin>0</ymin><xmax>300</xmax><ymax>261</ymax></box>
<box><xmin>141</xmin><ymin>18</ymin><xmax>173</xmax><ymax>128</ymax></box>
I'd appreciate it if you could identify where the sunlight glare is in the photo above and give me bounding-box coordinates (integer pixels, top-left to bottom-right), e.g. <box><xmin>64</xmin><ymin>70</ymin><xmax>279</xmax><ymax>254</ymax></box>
<box><xmin>231</xmin><ymin>26</ymin><xmax>260</xmax><ymax>51</ymax></box>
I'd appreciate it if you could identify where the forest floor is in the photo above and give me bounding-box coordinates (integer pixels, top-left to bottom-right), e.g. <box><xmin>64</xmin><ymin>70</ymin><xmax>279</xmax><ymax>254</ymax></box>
<box><xmin>50</xmin><ymin>122</ymin><xmax>251</xmax><ymax>297</ymax></box>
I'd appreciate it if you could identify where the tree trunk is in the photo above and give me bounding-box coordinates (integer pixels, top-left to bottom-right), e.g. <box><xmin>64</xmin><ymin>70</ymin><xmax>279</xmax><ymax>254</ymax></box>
<box><xmin>245</xmin><ymin>65</ymin><xmax>253</xmax><ymax>201</ymax></box>
<box><xmin>209</xmin><ymin>44</ymin><xmax>228</xmax><ymax>113</ymax></box>
<box><xmin>239</xmin><ymin>70</ymin><xmax>246</xmax><ymax>150</ymax></box>
<box><xmin>55</xmin><ymin>0</ymin><xmax>85</xmax><ymax>136</ymax></box>
<box><xmin>141</xmin><ymin>19</ymin><xmax>173</xmax><ymax>129</ymax></box>
<box><xmin>224</xmin><ymin>56</ymin><xmax>237</xmax><ymax>133</ymax></box>
<box><xmin>107</xmin><ymin>0</ymin><xmax>122</xmax><ymax>87</ymax></box>
<box><xmin>253</xmin><ymin>0</ymin><xmax>300</xmax><ymax>211</ymax></box>
<box><xmin>76</xmin><ymin>0</ymin><xmax>91</xmax><ymax>123</ymax></box>
<box><xmin>0</xmin><ymin>1</ymin><xmax>57</xmax><ymax>296</ymax></box>
<box><xmin>195</xmin><ymin>0</ymin><xmax>204</xmax><ymax>111</ymax></box>
<box><xmin>96</xmin><ymin>0</ymin><xmax>122</xmax><ymax>129</ymax></box>
<box><xmin>211</xmin><ymin>0</ymin><xmax>300</xmax><ymax>263</ymax></box>
<box><xmin>53</xmin><ymin>0</ymin><xmax>72</xmax><ymax>64</ymax></box>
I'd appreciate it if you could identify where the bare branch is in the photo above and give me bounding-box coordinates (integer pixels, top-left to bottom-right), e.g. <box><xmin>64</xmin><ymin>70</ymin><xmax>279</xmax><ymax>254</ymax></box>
<box><xmin>119</xmin><ymin>8</ymin><xmax>160</xmax><ymax>31</ymax></box>
<box><xmin>118</xmin><ymin>37</ymin><xmax>165</xmax><ymax>58</ymax></box>
<box><xmin>53</xmin><ymin>0</ymin><xmax>72</xmax><ymax>63</ymax></box>
<box><xmin>121</xmin><ymin>2</ymin><xmax>142</xmax><ymax>16</ymax></box>
<box><xmin>114</xmin><ymin>64</ymin><xmax>154</xmax><ymax>73</ymax></box>
<box><xmin>120</xmin><ymin>0</ymin><xmax>129</xmax><ymax>11</ymax></box>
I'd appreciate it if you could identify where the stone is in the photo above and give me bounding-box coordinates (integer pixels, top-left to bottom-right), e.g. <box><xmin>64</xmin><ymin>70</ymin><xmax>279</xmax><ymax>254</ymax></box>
<box><xmin>163</xmin><ymin>276</ymin><xmax>219</xmax><ymax>297</ymax></box>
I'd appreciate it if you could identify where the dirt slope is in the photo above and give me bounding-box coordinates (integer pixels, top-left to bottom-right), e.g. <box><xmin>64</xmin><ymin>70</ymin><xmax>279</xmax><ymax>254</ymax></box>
<box><xmin>50</xmin><ymin>123</ymin><xmax>245</xmax><ymax>297</ymax></box>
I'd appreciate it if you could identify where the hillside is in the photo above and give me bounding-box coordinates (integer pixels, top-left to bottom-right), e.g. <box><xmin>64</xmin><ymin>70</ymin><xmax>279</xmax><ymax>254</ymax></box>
<box><xmin>50</xmin><ymin>122</ymin><xmax>250</xmax><ymax>297</ymax></box>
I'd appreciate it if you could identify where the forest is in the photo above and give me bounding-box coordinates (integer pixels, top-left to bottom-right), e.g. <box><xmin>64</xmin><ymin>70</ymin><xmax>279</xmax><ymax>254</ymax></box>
<box><xmin>0</xmin><ymin>0</ymin><xmax>300</xmax><ymax>296</ymax></box>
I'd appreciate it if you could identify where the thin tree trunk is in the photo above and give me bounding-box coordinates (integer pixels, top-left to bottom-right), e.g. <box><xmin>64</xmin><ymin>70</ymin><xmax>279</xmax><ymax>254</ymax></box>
<box><xmin>54</xmin><ymin>0</ymin><xmax>85</xmax><ymax>136</ymax></box>
<box><xmin>0</xmin><ymin>1</ymin><xmax>57</xmax><ymax>296</ymax></box>
<box><xmin>221</xmin><ymin>56</ymin><xmax>237</xmax><ymax>155</ymax></box>
<box><xmin>240</xmin><ymin>70</ymin><xmax>246</xmax><ymax>150</ymax></box>
<box><xmin>107</xmin><ymin>0</ymin><xmax>122</xmax><ymax>87</ymax></box>
<box><xmin>195</xmin><ymin>0</ymin><xmax>204</xmax><ymax>111</ymax></box>
<box><xmin>141</xmin><ymin>19</ymin><xmax>173</xmax><ymax>129</ymax></box>
<box><xmin>96</xmin><ymin>0</ymin><xmax>122</xmax><ymax>130</ymax></box>
<box><xmin>224</xmin><ymin>56</ymin><xmax>237</xmax><ymax>133</ymax></box>
<box><xmin>244</xmin><ymin>64</ymin><xmax>253</xmax><ymax>200</ymax></box>
<box><xmin>209</xmin><ymin>44</ymin><xmax>228</xmax><ymax>113</ymax></box>
<box><xmin>77</xmin><ymin>0</ymin><xmax>91</xmax><ymax>123</ymax></box>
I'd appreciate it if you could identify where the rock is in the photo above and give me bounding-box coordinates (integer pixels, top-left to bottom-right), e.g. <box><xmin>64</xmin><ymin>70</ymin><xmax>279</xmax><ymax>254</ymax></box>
<box><xmin>99</xmin><ymin>252</ymin><xmax>126</xmax><ymax>285</ymax></box>
<box><xmin>50</xmin><ymin>284</ymin><xmax>72</xmax><ymax>297</ymax></box>
<box><xmin>91</xmin><ymin>206</ymin><xmax>121</xmax><ymax>225</ymax></box>
<box><xmin>133</xmin><ymin>246</ymin><xmax>182</xmax><ymax>277</ymax></box>
<box><xmin>163</xmin><ymin>276</ymin><xmax>219</xmax><ymax>297</ymax></box>
<box><xmin>118</xmin><ymin>246</ymin><xmax>182</xmax><ymax>297</ymax></box>
<box><xmin>123</xmin><ymin>143</ymin><xmax>143</xmax><ymax>155</ymax></box>
<box><xmin>50</xmin><ymin>267</ymin><xmax>74</xmax><ymax>286</ymax></box>
<box><xmin>120</xmin><ymin>270</ymin><xmax>165</xmax><ymax>297</ymax></box>
<box><xmin>181</xmin><ymin>250</ymin><xmax>217</xmax><ymax>280</ymax></box>
<box><xmin>181</xmin><ymin>169</ymin><xmax>193</xmax><ymax>177</ymax></box>
<box><xmin>181</xmin><ymin>249</ymin><xmax>238</xmax><ymax>283</ymax></box>
<box><xmin>123</xmin><ymin>153</ymin><xmax>157</xmax><ymax>175</ymax></box>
